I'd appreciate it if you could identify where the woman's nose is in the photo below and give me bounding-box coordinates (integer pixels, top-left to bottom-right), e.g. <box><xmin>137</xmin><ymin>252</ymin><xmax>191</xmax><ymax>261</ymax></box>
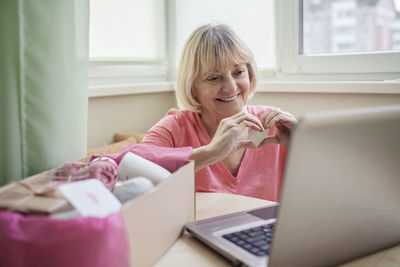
<box><xmin>222</xmin><ymin>76</ymin><xmax>237</xmax><ymax>93</ymax></box>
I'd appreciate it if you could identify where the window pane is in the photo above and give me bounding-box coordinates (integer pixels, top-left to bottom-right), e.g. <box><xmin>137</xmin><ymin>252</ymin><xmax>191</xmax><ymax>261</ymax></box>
<box><xmin>175</xmin><ymin>0</ymin><xmax>275</xmax><ymax>70</ymax></box>
<box><xmin>302</xmin><ymin>0</ymin><xmax>400</xmax><ymax>55</ymax></box>
<box><xmin>89</xmin><ymin>0</ymin><xmax>165</xmax><ymax>60</ymax></box>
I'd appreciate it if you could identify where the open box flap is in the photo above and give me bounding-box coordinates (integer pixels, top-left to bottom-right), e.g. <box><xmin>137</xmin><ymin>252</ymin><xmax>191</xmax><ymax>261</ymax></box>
<box><xmin>121</xmin><ymin>161</ymin><xmax>195</xmax><ymax>267</ymax></box>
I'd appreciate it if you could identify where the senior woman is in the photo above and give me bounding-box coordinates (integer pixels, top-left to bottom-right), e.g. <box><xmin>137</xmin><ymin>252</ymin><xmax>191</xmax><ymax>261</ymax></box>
<box><xmin>141</xmin><ymin>24</ymin><xmax>296</xmax><ymax>201</ymax></box>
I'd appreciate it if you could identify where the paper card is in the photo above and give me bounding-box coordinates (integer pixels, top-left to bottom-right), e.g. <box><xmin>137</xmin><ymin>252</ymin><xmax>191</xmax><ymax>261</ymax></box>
<box><xmin>59</xmin><ymin>179</ymin><xmax>121</xmax><ymax>218</ymax></box>
<box><xmin>249</xmin><ymin>129</ymin><xmax>270</xmax><ymax>147</ymax></box>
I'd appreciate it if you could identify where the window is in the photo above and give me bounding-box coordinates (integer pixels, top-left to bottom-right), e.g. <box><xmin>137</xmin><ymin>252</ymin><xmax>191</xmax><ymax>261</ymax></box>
<box><xmin>303</xmin><ymin>0</ymin><xmax>399</xmax><ymax>55</ymax></box>
<box><xmin>89</xmin><ymin>0</ymin><xmax>275</xmax><ymax>86</ymax></box>
<box><xmin>89</xmin><ymin>0</ymin><xmax>167</xmax><ymax>85</ymax></box>
<box><xmin>89</xmin><ymin>0</ymin><xmax>400</xmax><ymax>88</ymax></box>
<box><xmin>277</xmin><ymin>0</ymin><xmax>400</xmax><ymax>79</ymax></box>
<box><xmin>174</xmin><ymin>0</ymin><xmax>275</xmax><ymax>77</ymax></box>
<box><xmin>89</xmin><ymin>0</ymin><xmax>165</xmax><ymax>60</ymax></box>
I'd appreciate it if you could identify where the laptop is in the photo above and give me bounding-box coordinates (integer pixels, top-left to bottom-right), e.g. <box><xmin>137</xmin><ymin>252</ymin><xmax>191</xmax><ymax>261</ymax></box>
<box><xmin>185</xmin><ymin>105</ymin><xmax>400</xmax><ymax>267</ymax></box>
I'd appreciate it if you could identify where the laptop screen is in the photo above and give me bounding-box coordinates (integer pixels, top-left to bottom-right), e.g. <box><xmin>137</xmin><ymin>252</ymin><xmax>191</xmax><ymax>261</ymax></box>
<box><xmin>269</xmin><ymin>105</ymin><xmax>400</xmax><ymax>267</ymax></box>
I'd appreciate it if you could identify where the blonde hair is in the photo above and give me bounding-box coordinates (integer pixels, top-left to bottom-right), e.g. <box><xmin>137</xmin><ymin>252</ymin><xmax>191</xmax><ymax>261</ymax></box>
<box><xmin>176</xmin><ymin>24</ymin><xmax>257</xmax><ymax>112</ymax></box>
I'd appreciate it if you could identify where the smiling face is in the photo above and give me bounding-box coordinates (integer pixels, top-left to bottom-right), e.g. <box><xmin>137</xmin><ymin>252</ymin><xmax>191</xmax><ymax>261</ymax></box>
<box><xmin>193</xmin><ymin>62</ymin><xmax>251</xmax><ymax>124</ymax></box>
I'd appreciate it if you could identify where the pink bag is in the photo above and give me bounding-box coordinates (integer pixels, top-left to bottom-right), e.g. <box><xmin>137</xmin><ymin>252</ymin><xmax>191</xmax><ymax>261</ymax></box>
<box><xmin>0</xmin><ymin>211</ymin><xmax>130</xmax><ymax>267</ymax></box>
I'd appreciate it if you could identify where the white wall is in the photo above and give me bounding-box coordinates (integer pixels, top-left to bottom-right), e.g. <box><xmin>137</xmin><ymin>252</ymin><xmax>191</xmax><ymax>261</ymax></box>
<box><xmin>88</xmin><ymin>90</ymin><xmax>400</xmax><ymax>149</ymax></box>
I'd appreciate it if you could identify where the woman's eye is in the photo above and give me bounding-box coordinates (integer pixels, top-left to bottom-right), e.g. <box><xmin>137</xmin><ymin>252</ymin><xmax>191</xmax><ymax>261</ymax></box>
<box><xmin>207</xmin><ymin>76</ymin><xmax>219</xmax><ymax>81</ymax></box>
<box><xmin>235</xmin><ymin>69</ymin><xmax>245</xmax><ymax>75</ymax></box>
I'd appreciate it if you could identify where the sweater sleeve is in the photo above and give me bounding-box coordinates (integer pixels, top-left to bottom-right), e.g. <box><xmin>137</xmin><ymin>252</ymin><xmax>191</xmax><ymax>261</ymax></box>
<box><xmin>141</xmin><ymin>109</ymin><xmax>181</xmax><ymax>148</ymax></box>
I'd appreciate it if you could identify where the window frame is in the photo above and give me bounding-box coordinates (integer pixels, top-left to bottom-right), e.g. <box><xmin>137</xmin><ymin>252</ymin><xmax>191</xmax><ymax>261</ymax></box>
<box><xmin>88</xmin><ymin>0</ymin><xmax>170</xmax><ymax>86</ymax></box>
<box><xmin>275</xmin><ymin>0</ymin><xmax>400</xmax><ymax>80</ymax></box>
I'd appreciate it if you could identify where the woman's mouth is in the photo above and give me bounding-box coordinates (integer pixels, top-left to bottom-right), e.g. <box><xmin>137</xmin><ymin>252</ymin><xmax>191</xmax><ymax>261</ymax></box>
<box><xmin>216</xmin><ymin>94</ymin><xmax>239</xmax><ymax>102</ymax></box>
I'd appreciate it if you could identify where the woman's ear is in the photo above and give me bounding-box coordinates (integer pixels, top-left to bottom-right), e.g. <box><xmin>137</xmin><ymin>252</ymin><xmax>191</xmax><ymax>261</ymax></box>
<box><xmin>191</xmin><ymin>87</ymin><xmax>199</xmax><ymax>103</ymax></box>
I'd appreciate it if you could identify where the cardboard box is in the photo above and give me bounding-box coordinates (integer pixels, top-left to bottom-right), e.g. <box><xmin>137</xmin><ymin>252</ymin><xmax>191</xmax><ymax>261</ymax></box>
<box><xmin>0</xmin><ymin>161</ymin><xmax>195</xmax><ymax>267</ymax></box>
<box><xmin>122</xmin><ymin>160</ymin><xmax>195</xmax><ymax>266</ymax></box>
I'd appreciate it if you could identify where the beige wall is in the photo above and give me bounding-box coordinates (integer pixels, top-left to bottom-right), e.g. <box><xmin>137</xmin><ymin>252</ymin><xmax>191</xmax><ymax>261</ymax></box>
<box><xmin>249</xmin><ymin>92</ymin><xmax>400</xmax><ymax>117</ymax></box>
<box><xmin>88</xmin><ymin>91</ymin><xmax>400</xmax><ymax>149</ymax></box>
<box><xmin>88</xmin><ymin>92</ymin><xmax>176</xmax><ymax>148</ymax></box>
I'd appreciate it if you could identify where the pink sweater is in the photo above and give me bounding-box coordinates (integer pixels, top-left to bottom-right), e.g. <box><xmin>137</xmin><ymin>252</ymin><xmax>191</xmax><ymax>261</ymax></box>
<box><xmin>141</xmin><ymin>106</ymin><xmax>287</xmax><ymax>201</ymax></box>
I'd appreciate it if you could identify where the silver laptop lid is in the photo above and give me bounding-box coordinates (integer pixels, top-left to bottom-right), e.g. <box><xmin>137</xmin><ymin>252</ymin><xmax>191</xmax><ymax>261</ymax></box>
<box><xmin>269</xmin><ymin>105</ymin><xmax>400</xmax><ymax>267</ymax></box>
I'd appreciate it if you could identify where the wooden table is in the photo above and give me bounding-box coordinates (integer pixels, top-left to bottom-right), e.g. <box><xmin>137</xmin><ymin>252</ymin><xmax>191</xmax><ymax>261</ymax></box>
<box><xmin>154</xmin><ymin>192</ymin><xmax>400</xmax><ymax>267</ymax></box>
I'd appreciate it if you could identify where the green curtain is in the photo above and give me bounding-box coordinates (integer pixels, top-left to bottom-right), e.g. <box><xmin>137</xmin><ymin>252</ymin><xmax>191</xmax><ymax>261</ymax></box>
<box><xmin>0</xmin><ymin>0</ymin><xmax>89</xmax><ymax>185</ymax></box>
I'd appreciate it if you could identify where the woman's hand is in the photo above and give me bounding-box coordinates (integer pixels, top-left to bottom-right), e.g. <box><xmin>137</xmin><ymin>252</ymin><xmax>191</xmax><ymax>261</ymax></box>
<box><xmin>190</xmin><ymin>110</ymin><xmax>264</xmax><ymax>171</ymax></box>
<box><xmin>258</xmin><ymin>108</ymin><xmax>297</xmax><ymax>146</ymax></box>
<box><xmin>209</xmin><ymin>110</ymin><xmax>264</xmax><ymax>159</ymax></box>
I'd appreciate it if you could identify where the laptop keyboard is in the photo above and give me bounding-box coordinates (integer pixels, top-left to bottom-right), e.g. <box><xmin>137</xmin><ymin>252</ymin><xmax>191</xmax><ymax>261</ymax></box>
<box><xmin>222</xmin><ymin>223</ymin><xmax>275</xmax><ymax>257</ymax></box>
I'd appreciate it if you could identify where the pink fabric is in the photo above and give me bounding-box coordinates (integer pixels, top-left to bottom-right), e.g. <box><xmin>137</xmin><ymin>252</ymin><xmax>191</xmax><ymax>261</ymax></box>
<box><xmin>141</xmin><ymin>106</ymin><xmax>287</xmax><ymax>202</ymax></box>
<box><xmin>0</xmin><ymin>211</ymin><xmax>130</xmax><ymax>267</ymax></box>
<box><xmin>90</xmin><ymin>144</ymin><xmax>193</xmax><ymax>174</ymax></box>
<box><xmin>86</xmin><ymin>159</ymin><xmax>118</xmax><ymax>189</ymax></box>
<box><xmin>48</xmin><ymin>159</ymin><xmax>118</xmax><ymax>190</ymax></box>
